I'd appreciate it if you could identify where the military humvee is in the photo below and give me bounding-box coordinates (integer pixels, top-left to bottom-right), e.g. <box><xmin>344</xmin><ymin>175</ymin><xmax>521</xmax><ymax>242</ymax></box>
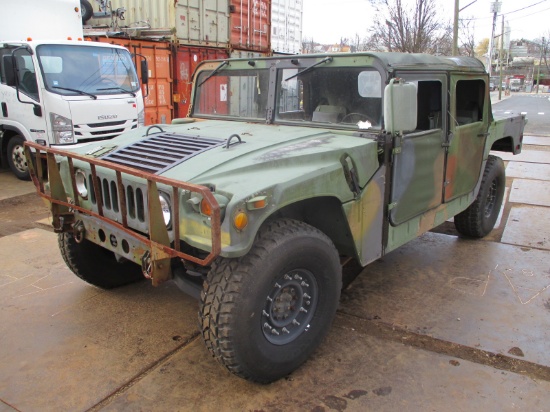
<box><xmin>26</xmin><ymin>52</ymin><xmax>526</xmax><ymax>383</ymax></box>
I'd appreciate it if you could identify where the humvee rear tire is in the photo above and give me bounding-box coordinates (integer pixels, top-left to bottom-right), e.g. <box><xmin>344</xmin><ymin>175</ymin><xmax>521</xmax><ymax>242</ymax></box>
<box><xmin>199</xmin><ymin>218</ymin><xmax>342</xmax><ymax>383</ymax></box>
<box><xmin>59</xmin><ymin>232</ymin><xmax>144</xmax><ymax>289</ymax></box>
<box><xmin>454</xmin><ymin>155</ymin><xmax>505</xmax><ymax>238</ymax></box>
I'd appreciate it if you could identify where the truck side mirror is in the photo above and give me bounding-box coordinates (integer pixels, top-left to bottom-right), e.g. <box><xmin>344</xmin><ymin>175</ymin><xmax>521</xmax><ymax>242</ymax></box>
<box><xmin>140</xmin><ymin>60</ymin><xmax>149</xmax><ymax>85</ymax></box>
<box><xmin>2</xmin><ymin>56</ymin><xmax>17</xmax><ymax>86</ymax></box>
<box><xmin>384</xmin><ymin>79</ymin><xmax>417</xmax><ymax>133</ymax></box>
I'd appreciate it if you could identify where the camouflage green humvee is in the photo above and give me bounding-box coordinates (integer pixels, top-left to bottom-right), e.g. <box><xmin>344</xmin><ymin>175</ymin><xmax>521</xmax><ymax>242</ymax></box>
<box><xmin>26</xmin><ymin>52</ymin><xmax>526</xmax><ymax>383</ymax></box>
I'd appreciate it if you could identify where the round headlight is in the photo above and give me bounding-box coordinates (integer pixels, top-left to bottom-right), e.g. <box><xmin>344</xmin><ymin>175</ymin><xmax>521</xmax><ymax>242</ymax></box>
<box><xmin>75</xmin><ymin>170</ymin><xmax>88</xmax><ymax>199</ymax></box>
<box><xmin>159</xmin><ymin>193</ymin><xmax>172</xmax><ymax>228</ymax></box>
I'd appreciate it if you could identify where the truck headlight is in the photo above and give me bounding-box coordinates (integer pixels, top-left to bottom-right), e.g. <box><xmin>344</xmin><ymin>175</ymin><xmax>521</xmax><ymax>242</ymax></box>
<box><xmin>75</xmin><ymin>169</ymin><xmax>88</xmax><ymax>199</ymax></box>
<box><xmin>159</xmin><ymin>192</ymin><xmax>172</xmax><ymax>228</ymax></box>
<box><xmin>51</xmin><ymin>113</ymin><xmax>74</xmax><ymax>144</ymax></box>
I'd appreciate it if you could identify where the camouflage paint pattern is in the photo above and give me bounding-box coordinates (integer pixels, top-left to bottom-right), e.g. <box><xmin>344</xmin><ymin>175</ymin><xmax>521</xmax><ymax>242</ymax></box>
<box><xmin>25</xmin><ymin>52</ymin><xmax>525</xmax><ymax>284</ymax></box>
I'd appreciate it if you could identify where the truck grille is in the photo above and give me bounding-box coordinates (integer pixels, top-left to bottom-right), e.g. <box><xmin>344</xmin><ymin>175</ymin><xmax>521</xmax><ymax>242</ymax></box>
<box><xmin>74</xmin><ymin>118</ymin><xmax>138</xmax><ymax>141</ymax></box>
<box><xmin>88</xmin><ymin>174</ymin><xmax>149</xmax><ymax>232</ymax></box>
<box><xmin>101</xmin><ymin>132</ymin><xmax>225</xmax><ymax>174</ymax></box>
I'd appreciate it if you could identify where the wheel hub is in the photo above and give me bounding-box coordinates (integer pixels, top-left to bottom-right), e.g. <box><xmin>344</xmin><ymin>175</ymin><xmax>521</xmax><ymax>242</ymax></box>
<box><xmin>262</xmin><ymin>269</ymin><xmax>318</xmax><ymax>345</ymax></box>
<box><xmin>11</xmin><ymin>144</ymin><xmax>28</xmax><ymax>173</ymax></box>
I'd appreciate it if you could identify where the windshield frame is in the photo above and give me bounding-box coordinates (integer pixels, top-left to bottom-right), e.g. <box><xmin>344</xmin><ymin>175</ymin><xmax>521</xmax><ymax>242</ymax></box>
<box><xmin>36</xmin><ymin>44</ymin><xmax>140</xmax><ymax>97</ymax></box>
<box><xmin>191</xmin><ymin>56</ymin><xmax>387</xmax><ymax>131</ymax></box>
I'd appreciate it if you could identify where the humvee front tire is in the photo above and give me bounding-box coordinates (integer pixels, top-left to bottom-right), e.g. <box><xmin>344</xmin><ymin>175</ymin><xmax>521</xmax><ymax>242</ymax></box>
<box><xmin>58</xmin><ymin>233</ymin><xmax>144</xmax><ymax>289</ymax></box>
<box><xmin>454</xmin><ymin>155</ymin><xmax>505</xmax><ymax>238</ymax></box>
<box><xmin>199</xmin><ymin>218</ymin><xmax>342</xmax><ymax>383</ymax></box>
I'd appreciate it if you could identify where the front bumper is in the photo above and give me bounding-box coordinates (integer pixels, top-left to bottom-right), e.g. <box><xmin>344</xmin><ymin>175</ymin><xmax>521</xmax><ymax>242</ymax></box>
<box><xmin>24</xmin><ymin>141</ymin><xmax>222</xmax><ymax>286</ymax></box>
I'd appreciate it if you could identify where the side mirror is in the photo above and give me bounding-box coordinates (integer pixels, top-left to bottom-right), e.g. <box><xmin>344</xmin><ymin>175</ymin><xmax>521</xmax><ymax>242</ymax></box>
<box><xmin>2</xmin><ymin>55</ymin><xmax>17</xmax><ymax>86</ymax></box>
<box><xmin>140</xmin><ymin>60</ymin><xmax>149</xmax><ymax>85</ymax></box>
<box><xmin>384</xmin><ymin>79</ymin><xmax>417</xmax><ymax>133</ymax></box>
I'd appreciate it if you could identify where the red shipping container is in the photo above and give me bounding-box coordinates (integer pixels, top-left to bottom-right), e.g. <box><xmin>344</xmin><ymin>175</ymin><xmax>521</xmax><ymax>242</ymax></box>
<box><xmin>93</xmin><ymin>37</ymin><xmax>173</xmax><ymax>125</ymax></box>
<box><xmin>173</xmin><ymin>46</ymin><xmax>230</xmax><ymax>119</ymax></box>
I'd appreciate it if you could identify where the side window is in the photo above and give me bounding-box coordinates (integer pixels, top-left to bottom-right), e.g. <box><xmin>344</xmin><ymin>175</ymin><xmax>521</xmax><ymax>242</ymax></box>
<box><xmin>455</xmin><ymin>79</ymin><xmax>484</xmax><ymax>126</ymax></box>
<box><xmin>13</xmin><ymin>50</ymin><xmax>39</xmax><ymax>101</ymax></box>
<box><xmin>416</xmin><ymin>80</ymin><xmax>442</xmax><ymax>130</ymax></box>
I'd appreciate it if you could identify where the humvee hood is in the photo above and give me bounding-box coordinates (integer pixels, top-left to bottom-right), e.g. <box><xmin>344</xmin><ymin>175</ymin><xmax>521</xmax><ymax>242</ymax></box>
<box><xmin>154</xmin><ymin>120</ymin><xmax>378</xmax><ymax>186</ymax></box>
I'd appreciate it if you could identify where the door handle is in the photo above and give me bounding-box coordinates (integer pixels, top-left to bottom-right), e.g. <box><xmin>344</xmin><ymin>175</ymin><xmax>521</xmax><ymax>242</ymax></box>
<box><xmin>477</xmin><ymin>132</ymin><xmax>490</xmax><ymax>138</ymax></box>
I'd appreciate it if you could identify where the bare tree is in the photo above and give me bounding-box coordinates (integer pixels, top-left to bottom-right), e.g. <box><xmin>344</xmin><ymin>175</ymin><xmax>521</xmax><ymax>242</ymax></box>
<box><xmin>459</xmin><ymin>18</ymin><xmax>476</xmax><ymax>57</ymax></box>
<box><xmin>301</xmin><ymin>36</ymin><xmax>316</xmax><ymax>54</ymax></box>
<box><xmin>366</xmin><ymin>0</ymin><xmax>450</xmax><ymax>54</ymax></box>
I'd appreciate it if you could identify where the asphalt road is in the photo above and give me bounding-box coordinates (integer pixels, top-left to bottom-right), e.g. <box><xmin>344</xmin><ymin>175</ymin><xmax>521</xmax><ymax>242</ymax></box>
<box><xmin>492</xmin><ymin>92</ymin><xmax>550</xmax><ymax>135</ymax></box>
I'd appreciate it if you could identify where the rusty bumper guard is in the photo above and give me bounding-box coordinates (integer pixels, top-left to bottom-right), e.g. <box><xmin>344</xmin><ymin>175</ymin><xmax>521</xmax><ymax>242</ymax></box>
<box><xmin>24</xmin><ymin>141</ymin><xmax>221</xmax><ymax>286</ymax></box>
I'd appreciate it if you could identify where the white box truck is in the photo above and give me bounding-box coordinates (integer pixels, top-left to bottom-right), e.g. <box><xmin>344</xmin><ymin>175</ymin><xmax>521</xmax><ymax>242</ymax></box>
<box><xmin>0</xmin><ymin>0</ymin><xmax>148</xmax><ymax>180</ymax></box>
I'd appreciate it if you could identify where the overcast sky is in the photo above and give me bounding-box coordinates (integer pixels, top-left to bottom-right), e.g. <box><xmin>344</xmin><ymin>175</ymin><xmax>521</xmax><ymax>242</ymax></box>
<box><xmin>302</xmin><ymin>0</ymin><xmax>550</xmax><ymax>45</ymax></box>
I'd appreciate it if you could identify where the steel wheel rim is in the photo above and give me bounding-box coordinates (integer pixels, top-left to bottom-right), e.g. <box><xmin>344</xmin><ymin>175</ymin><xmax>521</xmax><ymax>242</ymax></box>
<box><xmin>262</xmin><ymin>269</ymin><xmax>318</xmax><ymax>345</ymax></box>
<box><xmin>11</xmin><ymin>144</ymin><xmax>28</xmax><ymax>173</ymax></box>
<box><xmin>484</xmin><ymin>178</ymin><xmax>498</xmax><ymax>218</ymax></box>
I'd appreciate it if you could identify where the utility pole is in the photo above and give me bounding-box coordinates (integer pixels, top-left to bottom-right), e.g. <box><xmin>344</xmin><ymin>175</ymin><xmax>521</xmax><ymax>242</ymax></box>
<box><xmin>536</xmin><ymin>37</ymin><xmax>545</xmax><ymax>94</ymax></box>
<box><xmin>487</xmin><ymin>1</ymin><xmax>501</xmax><ymax>77</ymax></box>
<box><xmin>452</xmin><ymin>0</ymin><xmax>459</xmax><ymax>55</ymax></box>
<box><xmin>498</xmin><ymin>16</ymin><xmax>504</xmax><ymax>100</ymax></box>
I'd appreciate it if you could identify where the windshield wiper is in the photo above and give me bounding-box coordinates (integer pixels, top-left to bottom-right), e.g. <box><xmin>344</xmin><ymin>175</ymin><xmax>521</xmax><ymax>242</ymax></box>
<box><xmin>97</xmin><ymin>87</ymin><xmax>136</xmax><ymax>97</ymax></box>
<box><xmin>53</xmin><ymin>86</ymin><xmax>97</xmax><ymax>100</ymax></box>
<box><xmin>198</xmin><ymin>60</ymin><xmax>229</xmax><ymax>87</ymax></box>
<box><xmin>285</xmin><ymin>56</ymin><xmax>333</xmax><ymax>81</ymax></box>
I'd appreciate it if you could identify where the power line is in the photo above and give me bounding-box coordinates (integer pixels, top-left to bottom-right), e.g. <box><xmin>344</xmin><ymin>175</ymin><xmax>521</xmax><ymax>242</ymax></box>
<box><xmin>461</xmin><ymin>0</ymin><xmax>548</xmax><ymax>20</ymax></box>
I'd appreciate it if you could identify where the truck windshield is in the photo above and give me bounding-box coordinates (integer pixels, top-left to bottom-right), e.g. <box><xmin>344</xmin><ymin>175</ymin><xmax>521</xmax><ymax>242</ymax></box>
<box><xmin>276</xmin><ymin>67</ymin><xmax>383</xmax><ymax>129</ymax></box>
<box><xmin>193</xmin><ymin>64</ymin><xmax>383</xmax><ymax>129</ymax></box>
<box><xmin>36</xmin><ymin>44</ymin><xmax>140</xmax><ymax>97</ymax></box>
<box><xmin>194</xmin><ymin>68</ymin><xmax>270</xmax><ymax>121</ymax></box>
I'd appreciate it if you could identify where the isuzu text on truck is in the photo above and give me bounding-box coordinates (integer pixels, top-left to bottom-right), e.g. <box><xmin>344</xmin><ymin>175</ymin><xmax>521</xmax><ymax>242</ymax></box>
<box><xmin>1</xmin><ymin>0</ymin><xmax>147</xmax><ymax>180</ymax></box>
<box><xmin>26</xmin><ymin>52</ymin><xmax>526</xmax><ymax>383</ymax></box>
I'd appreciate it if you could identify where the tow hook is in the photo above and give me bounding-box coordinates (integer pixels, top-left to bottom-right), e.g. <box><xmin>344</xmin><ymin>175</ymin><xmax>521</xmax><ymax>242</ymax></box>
<box><xmin>73</xmin><ymin>220</ymin><xmax>85</xmax><ymax>243</ymax></box>
<box><xmin>141</xmin><ymin>251</ymin><xmax>153</xmax><ymax>279</ymax></box>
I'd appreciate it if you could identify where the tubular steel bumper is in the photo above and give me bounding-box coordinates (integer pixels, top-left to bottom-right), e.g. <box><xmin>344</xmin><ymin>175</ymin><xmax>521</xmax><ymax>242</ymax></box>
<box><xmin>24</xmin><ymin>141</ymin><xmax>221</xmax><ymax>286</ymax></box>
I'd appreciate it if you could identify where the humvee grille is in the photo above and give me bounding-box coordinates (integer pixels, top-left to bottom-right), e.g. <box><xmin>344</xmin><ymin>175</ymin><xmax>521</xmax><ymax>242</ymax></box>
<box><xmin>101</xmin><ymin>132</ymin><xmax>225</xmax><ymax>174</ymax></box>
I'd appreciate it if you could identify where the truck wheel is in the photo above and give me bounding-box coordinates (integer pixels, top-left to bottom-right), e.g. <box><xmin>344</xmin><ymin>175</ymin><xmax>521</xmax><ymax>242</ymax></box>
<box><xmin>7</xmin><ymin>136</ymin><xmax>31</xmax><ymax>181</ymax></box>
<box><xmin>199</xmin><ymin>219</ymin><xmax>342</xmax><ymax>383</ymax></box>
<box><xmin>454</xmin><ymin>155</ymin><xmax>505</xmax><ymax>238</ymax></box>
<box><xmin>58</xmin><ymin>232</ymin><xmax>144</xmax><ymax>289</ymax></box>
<box><xmin>80</xmin><ymin>0</ymin><xmax>93</xmax><ymax>23</ymax></box>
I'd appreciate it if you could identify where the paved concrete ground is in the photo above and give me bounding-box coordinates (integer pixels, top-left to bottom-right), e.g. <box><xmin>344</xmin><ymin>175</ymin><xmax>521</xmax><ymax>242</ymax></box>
<box><xmin>0</xmin><ymin>129</ymin><xmax>549</xmax><ymax>410</ymax></box>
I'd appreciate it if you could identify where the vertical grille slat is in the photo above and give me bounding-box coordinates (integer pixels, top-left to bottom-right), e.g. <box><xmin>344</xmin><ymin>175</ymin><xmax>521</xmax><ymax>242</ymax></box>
<box><xmin>101</xmin><ymin>132</ymin><xmax>225</xmax><ymax>174</ymax></box>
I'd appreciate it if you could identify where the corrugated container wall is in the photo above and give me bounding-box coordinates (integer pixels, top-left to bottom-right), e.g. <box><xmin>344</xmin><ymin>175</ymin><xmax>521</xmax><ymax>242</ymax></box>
<box><xmin>175</xmin><ymin>0</ymin><xmax>271</xmax><ymax>52</ymax></box>
<box><xmin>174</xmin><ymin>46</ymin><xmax>230</xmax><ymax>118</ymax></box>
<box><xmin>271</xmin><ymin>0</ymin><xmax>303</xmax><ymax>54</ymax></box>
<box><xmin>93</xmin><ymin>37</ymin><xmax>173</xmax><ymax>125</ymax></box>
<box><xmin>87</xmin><ymin>0</ymin><xmax>175</xmax><ymax>32</ymax></box>
<box><xmin>87</xmin><ymin>1</ymin><xmax>271</xmax><ymax>53</ymax></box>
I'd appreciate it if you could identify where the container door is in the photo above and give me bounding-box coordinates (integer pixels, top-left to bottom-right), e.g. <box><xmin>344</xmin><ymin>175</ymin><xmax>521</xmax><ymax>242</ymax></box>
<box><xmin>175</xmin><ymin>0</ymin><xmax>230</xmax><ymax>47</ymax></box>
<box><xmin>230</xmin><ymin>0</ymin><xmax>271</xmax><ymax>53</ymax></box>
<box><xmin>444</xmin><ymin>75</ymin><xmax>489</xmax><ymax>201</ymax></box>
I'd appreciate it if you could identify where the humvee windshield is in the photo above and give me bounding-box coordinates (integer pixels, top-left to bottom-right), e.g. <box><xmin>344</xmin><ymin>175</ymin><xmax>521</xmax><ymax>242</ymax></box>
<box><xmin>194</xmin><ymin>65</ymin><xmax>383</xmax><ymax>129</ymax></box>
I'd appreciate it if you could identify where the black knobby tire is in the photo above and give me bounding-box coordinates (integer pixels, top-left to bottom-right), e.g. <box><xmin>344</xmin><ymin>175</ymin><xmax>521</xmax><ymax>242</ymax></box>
<box><xmin>81</xmin><ymin>0</ymin><xmax>94</xmax><ymax>23</ymax></box>
<box><xmin>454</xmin><ymin>155</ymin><xmax>505</xmax><ymax>238</ymax></box>
<box><xmin>7</xmin><ymin>135</ymin><xmax>31</xmax><ymax>181</ymax></box>
<box><xmin>199</xmin><ymin>218</ymin><xmax>342</xmax><ymax>383</ymax></box>
<box><xmin>59</xmin><ymin>233</ymin><xmax>144</xmax><ymax>289</ymax></box>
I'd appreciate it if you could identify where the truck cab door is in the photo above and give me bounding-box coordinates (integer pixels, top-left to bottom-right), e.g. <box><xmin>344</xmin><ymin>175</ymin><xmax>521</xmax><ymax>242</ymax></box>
<box><xmin>444</xmin><ymin>76</ymin><xmax>489</xmax><ymax>201</ymax></box>
<box><xmin>388</xmin><ymin>75</ymin><xmax>447</xmax><ymax>225</ymax></box>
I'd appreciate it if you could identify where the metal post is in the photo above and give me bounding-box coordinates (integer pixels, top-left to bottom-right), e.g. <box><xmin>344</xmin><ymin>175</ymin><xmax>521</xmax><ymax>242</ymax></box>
<box><xmin>498</xmin><ymin>16</ymin><xmax>504</xmax><ymax>100</ymax></box>
<box><xmin>452</xmin><ymin>0</ymin><xmax>459</xmax><ymax>56</ymax></box>
<box><xmin>487</xmin><ymin>1</ymin><xmax>501</xmax><ymax>77</ymax></box>
<box><xmin>536</xmin><ymin>37</ymin><xmax>545</xmax><ymax>94</ymax></box>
